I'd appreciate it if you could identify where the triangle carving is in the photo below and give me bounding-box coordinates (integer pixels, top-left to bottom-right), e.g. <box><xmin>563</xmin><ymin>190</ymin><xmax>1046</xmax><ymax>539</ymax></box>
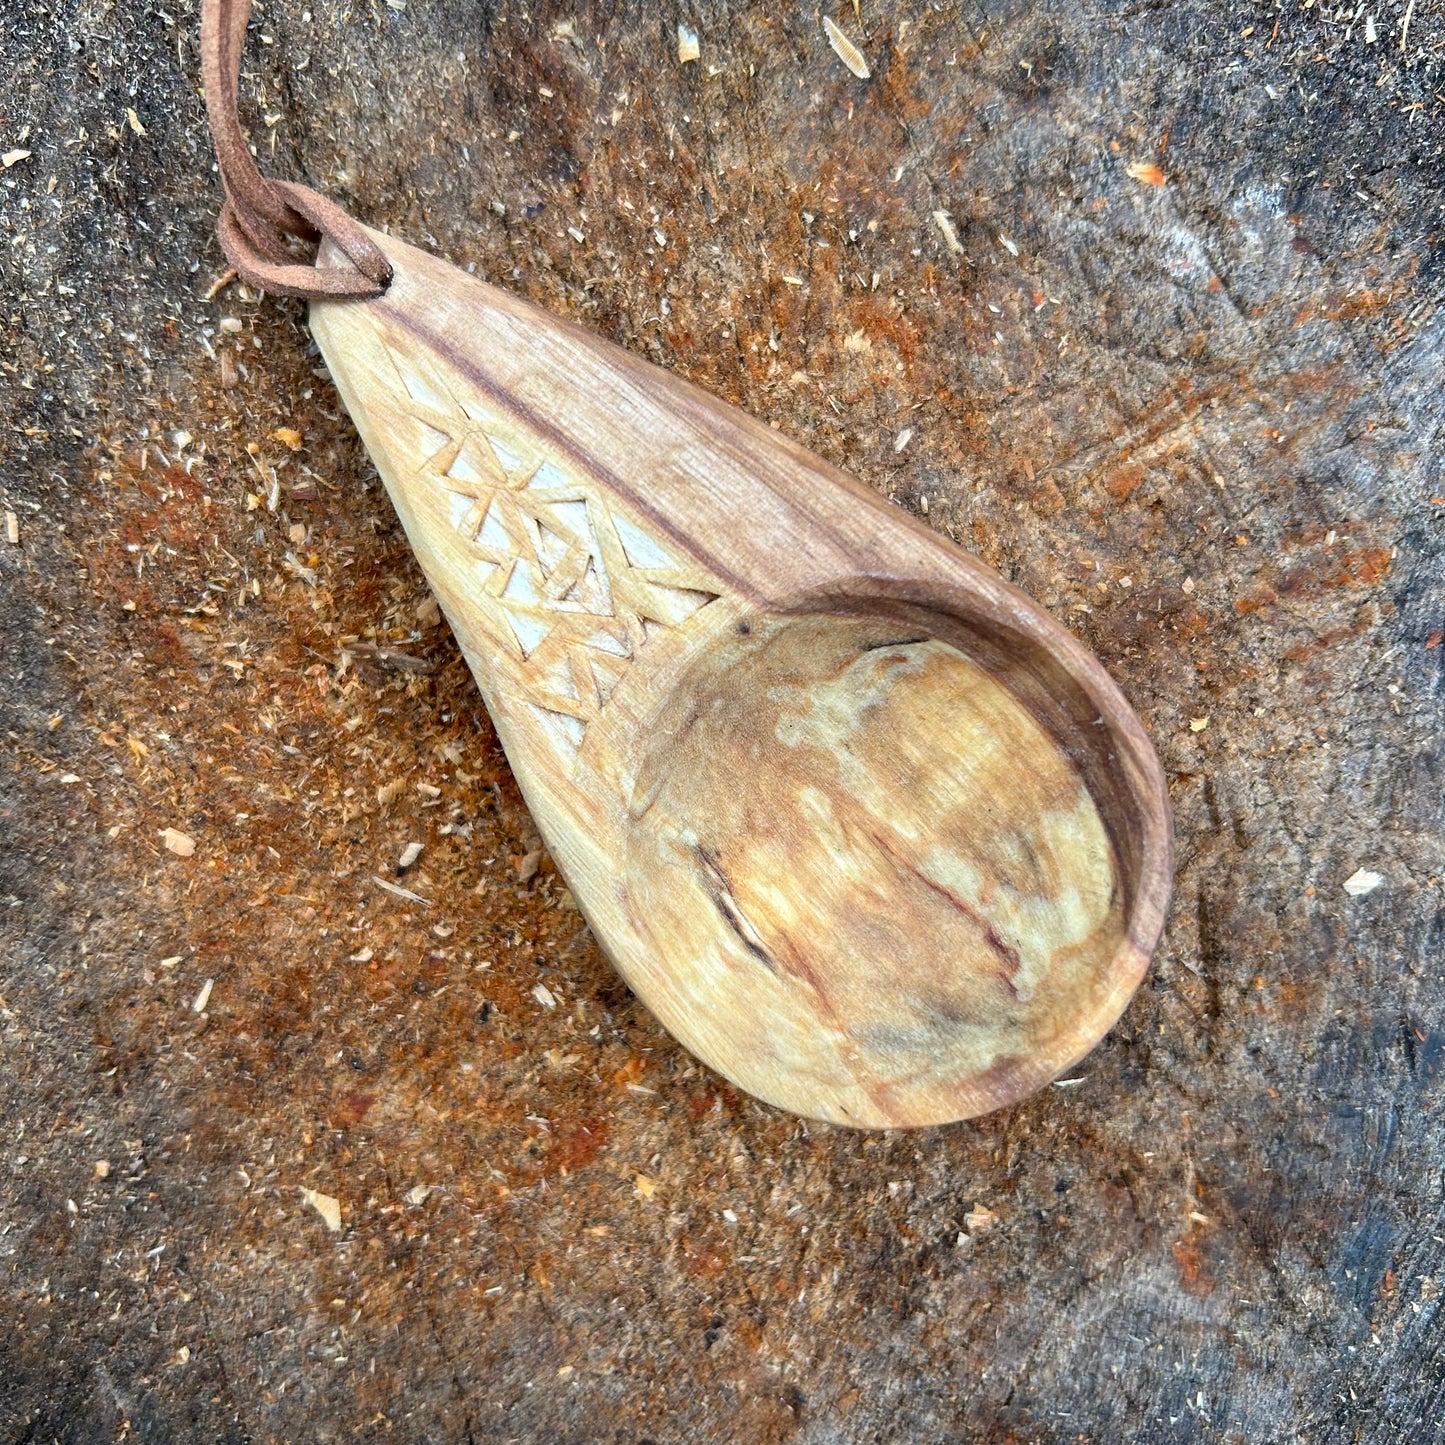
<box><xmin>383</xmin><ymin>346</ymin><xmax>720</xmax><ymax>767</ymax></box>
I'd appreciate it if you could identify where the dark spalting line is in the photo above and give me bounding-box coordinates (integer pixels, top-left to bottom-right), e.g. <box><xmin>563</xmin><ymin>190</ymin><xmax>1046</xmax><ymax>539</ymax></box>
<box><xmin>692</xmin><ymin>843</ymin><xmax>921</xmax><ymax>1126</ymax></box>
<box><xmin>865</xmin><ymin>825</ymin><xmax>1026</xmax><ymax>1000</ymax></box>
<box><xmin>676</xmin><ymin>844</ymin><xmax>906</xmax><ymax>1124</ymax></box>
<box><xmin>695</xmin><ymin>844</ymin><xmax>779</xmax><ymax>978</ymax></box>
<box><xmin>378</xmin><ymin>297</ymin><xmax>762</xmax><ymax>604</ymax></box>
<box><xmin>859</xmin><ymin>635</ymin><xmax>930</xmax><ymax>652</ymax></box>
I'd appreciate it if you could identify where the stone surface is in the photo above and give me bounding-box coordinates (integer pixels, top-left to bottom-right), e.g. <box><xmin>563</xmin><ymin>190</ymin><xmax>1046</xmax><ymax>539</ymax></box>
<box><xmin>2</xmin><ymin>0</ymin><xmax>1443</xmax><ymax>1440</ymax></box>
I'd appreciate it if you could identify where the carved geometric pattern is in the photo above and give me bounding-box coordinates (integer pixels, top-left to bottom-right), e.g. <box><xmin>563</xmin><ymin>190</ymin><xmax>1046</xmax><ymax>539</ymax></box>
<box><xmin>381</xmin><ymin>343</ymin><xmax>720</xmax><ymax>763</ymax></box>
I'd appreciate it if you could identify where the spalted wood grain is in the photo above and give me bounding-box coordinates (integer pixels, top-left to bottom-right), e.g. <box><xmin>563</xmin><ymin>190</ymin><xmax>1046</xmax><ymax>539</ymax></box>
<box><xmin>310</xmin><ymin>230</ymin><xmax>1170</xmax><ymax>1125</ymax></box>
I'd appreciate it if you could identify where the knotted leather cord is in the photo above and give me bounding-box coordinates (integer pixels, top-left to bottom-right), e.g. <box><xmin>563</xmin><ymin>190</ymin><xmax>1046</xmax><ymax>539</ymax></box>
<box><xmin>200</xmin><ymin>0</ymin><xmax>391</xmax><ymax>298</ymax></box>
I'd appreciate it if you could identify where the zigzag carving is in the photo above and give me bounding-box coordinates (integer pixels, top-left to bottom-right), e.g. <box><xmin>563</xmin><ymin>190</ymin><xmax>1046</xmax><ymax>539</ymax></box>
<box><xmin>380</xmin><ymin>344</ymin><xmax>720</xmax><ymax>763</ymax></box>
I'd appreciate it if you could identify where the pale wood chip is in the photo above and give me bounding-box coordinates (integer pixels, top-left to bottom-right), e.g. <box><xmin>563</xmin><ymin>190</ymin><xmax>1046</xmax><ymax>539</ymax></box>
<box><xmin>1344</xmin><ymin>868</ymin><xmax>1384</xmax><ymax>897</ymax></box>
<box><xmin>161</xmin><ymin>827</ymin><xmax>196</xmax><ymax>858</ymax></box>
<box><xmin>300</xmin><ymin>1187</ymin><xmax>342</xmax><ymax>1233</ymax></box>
<box><xmin>823</xmin><ymin>16</ymin><xmax>871</xmax><ymax>78</ymax></box>
<box><xmin>202</xmin><ymin>269</ymin><xmax>237</xmax><ymax>301</ymax></box>
<box><xmin>933</xmin><ymin>210</ymin><xmax>964</xmax><ymax>255</ymax></box>
<box><xmin>1127</xmin><ymin>160</ymin><xmax>1167</xmax><ymax>187</ymax></box>
<box><xmin>372</xmin><ymin>875</ymin><xmax>429</xmax><ymax>904</ymax></box>
<box><xmin>677</xmin><ymin>23</ymin><xmax>699</xmax><ymax>63</ymax></box>
<box><xmin>964</xmin><ymin>1203</ymin><xmax>997</xmax><ymax>1233</ymax></box>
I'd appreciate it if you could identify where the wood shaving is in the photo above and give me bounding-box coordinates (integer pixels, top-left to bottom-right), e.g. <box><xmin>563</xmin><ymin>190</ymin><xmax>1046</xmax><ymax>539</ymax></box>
<box><xmin>398</xmin><ymin>841</ymin><xmax>424</xmax><ymax>870</ymax></box>
<box><xmin>161</xmin><ymin>827</ymin><xmax>196</xmax><ymax>858</ymax></box>
<box><xmin>1127</xmin><ymin>160</ymin><xmax>1167</xmax><ymax>187</ymax></box>
<box><xmin>343</xmin><ymin>642</ymin><xmax>432</xmax><ymax>673</ymax></box>
<box><xmin>634</xmin><ymin>1173</ymin><xmax>658</xmax><ymax>1199</ymax></box>
<box><xmin>202</xmin><ymin>268</ymin><xmax>237</xmax><ymax>301</ymax></box>
<box><xmin>1</xmin><ymin>149</ymin><xmax>32</xmax><ymax>168</ymax></box>
<box><xmin>5</xmin><ymin>511</ymin><xmax>18</xmax><ymax>545</ymax></box>
<box><xmin>191</xmin><ymin>978</ymin><xmax>214</xmax><ymax>1014</ymax></box>
<box><xmin>1343</xmin><ymin>869</ymin><xmax>1384</xmax><ymax>897</ymax></box>
<box><xmin>932</xmin><ymin>210</ymin><xmax>964</xmax><ymax>255</ymax></box>
<box><xmin>677</xmin><ymin>23</ymin><xmax>699</xmax><ymax>64</ymax></box>
<box><xmin>372</xmin><ymin>875</ymin><xmax>429</xmax><ymax>904</ymax></box>
<box><xmin>963</xmin><ymin>1203</ymin><xmax>997</xmax><ymax>1233</ymax></box>
<box><xmin>272</xmin><ymin>427</ymin><xmax>303</xmax><ymax>450</ymax></box>
<box><xmin>300</xmin><ymin>1187</ymin><xmax>342</xmax><ymax>1233</ymax></box>
<box><xmin>823</xmin><ymin>16</ymin><xmax>871</xmax><ymax>79</ymax></box>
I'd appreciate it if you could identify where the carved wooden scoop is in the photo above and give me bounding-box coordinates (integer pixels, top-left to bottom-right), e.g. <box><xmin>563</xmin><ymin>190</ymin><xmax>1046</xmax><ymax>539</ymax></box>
<box><xmin>310</xmin><ymin>231</ymin><xmax>1172</xmax><ymax>1128</ymax></box>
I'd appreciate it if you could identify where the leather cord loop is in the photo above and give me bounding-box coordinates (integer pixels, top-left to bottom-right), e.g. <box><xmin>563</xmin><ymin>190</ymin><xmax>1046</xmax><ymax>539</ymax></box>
<box><xmin>200</xmin><ymin>0</ymin><xmax>391</xmax><ymax>299</ymax></box>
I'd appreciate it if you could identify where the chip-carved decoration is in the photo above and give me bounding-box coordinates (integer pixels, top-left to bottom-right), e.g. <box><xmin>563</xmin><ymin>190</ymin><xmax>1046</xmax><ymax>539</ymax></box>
<box><xmin>381</xmin><ymin>344</ymin><xmax>720</xmax><ymax>763</ymax></box>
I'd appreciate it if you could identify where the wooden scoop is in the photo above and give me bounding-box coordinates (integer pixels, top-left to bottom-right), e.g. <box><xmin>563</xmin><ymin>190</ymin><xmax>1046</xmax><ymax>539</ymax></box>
<box><xmin>310</xmin><ymin>231</ymin><xmax>1173</xmax><ymax>1128</ymax></box>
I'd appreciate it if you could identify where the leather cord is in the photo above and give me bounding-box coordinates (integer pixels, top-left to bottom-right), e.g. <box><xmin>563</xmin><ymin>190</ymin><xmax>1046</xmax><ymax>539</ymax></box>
<box><xmin>200</xmin><ymin>0</ymin><xmax>391</xmax><ymax>298</ymax></box>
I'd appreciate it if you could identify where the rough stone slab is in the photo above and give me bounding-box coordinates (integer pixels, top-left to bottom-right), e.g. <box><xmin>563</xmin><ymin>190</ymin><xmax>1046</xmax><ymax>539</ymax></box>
<box><xmin>2</xmin><ymin>1</ymin><xmax>1443</xmax><ymax>1441</ymax></box>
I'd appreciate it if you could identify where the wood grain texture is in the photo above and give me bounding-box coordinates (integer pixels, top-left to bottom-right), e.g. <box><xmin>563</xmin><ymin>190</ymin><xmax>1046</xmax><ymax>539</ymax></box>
<box><xmin>310</xmin><ymin>229</ymin><xmax>1172</xmax><ymax>1126</ymax></box>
